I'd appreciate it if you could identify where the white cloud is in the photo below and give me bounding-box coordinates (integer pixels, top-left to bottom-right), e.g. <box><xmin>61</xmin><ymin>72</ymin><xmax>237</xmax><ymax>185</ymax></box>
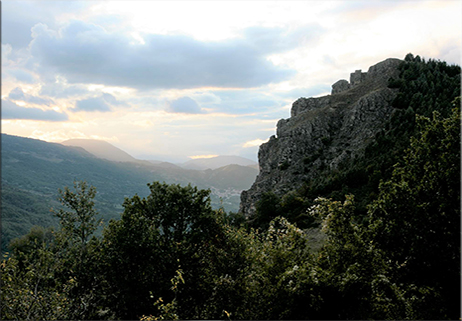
<box><xmin>27</xmin><ymin>20</ymin><xmax>306</xmax><ymax>90</ymax></box>
<box><xmin>8</xmin><ymin>87</ymin><xmax>54</xmax><ymax>106</ymax></box>
<box><xmin>2</xmin><ymin>44</ymin><xmax>13</xmax><ymax>65</ymax></box>
<box><xmin>166</xmin><ymin>96</ymin><xmax>203</xmax><ymax>114</ymax></box>
<box><xmin>2</xmin><ymin>99</ymin><xmax>68</xmax><ymax>121</ymax></box>
<box><xmin>243</xmin><ymin>138</ymin><xmax>269</xmax><ymax>148</ymax></box>
<box><xmin>1</xmin><ymin>0</ymin><xmax>460</xmax><ymax>163</ymax></box>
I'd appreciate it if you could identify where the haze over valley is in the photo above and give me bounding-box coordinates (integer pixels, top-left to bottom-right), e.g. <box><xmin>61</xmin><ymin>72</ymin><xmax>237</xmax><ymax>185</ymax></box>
<box><xmin>1</xmin><ymin>133</ymin><xmax>259</xmax><ymax>251</ymax></box>
<box><xmin>1</xmin><ymin>1</ymin><xmax>460</xmax><ymax>320</ymax></box>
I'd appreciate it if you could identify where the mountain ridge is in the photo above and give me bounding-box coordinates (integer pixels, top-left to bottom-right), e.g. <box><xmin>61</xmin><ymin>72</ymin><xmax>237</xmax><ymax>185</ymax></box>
<box><xmin>239</xmin><ymin>54</ymin><xmax>461</xmax><ymax>228</ymax></box>
<box><xmin>61</xmin><ymin>138</ymin><xmax>257</xmax><ymax>169</ymax></box>
<box><xmin>240</xmin><ymin>58</ymin><xmax>402</xmax><ymax>216</ymax></box>
<box><xmin>180</xmin><ymin>155</ymin><xmax>257</xmax><ymax>170</ymax></box>
<box><xmin>1</xmin><ymin>133</ymin><xmax>258</xmax><ymax>251</ymax></box>
<box><xmin>61</xmin><ymin>139</ymin><xmax>141</xmax><ymax>163</ymax></box>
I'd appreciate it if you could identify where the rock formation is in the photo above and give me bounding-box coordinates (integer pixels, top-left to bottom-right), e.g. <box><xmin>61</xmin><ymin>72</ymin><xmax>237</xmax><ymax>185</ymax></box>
<box><xmin>240</xmin><ymin>58</ymin><xmax>402</xmax><ymax>216</ymax></box>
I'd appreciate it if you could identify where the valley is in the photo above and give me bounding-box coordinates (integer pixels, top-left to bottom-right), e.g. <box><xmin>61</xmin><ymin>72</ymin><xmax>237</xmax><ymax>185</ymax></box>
<box><xmin>1</xmin><ymin>54</ymin><xmax>460</xmax><ymax>320</ymax></box>
<box><xmin>1</xmin><ymin>134</ymin><xmax>258</xmax><ymax>250</ymax></box>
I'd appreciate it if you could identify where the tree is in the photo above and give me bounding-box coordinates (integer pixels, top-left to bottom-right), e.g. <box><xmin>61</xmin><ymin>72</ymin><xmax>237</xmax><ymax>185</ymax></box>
<box><xmin>1</xmin><ymin>247</ymin><xmax>73</xmax><ymax>320</ymax></box>
<box><xmin>2</xmin><ymin>181</ymin><xmax>107</xmax><ymax>320</ymax></box>
<box><xmin>404</xmin><ymin>53</ymin><xmax>415</xmax><ymax>62</ymax></box>
<box><xmin>53</xmin><ymin>180</ymin><xmax>101</xmax><ymax>246</ymax></box>
<box><xmin>51</xmin><ymin>181</ymin><xmax>106</xmax><ymax>320</ymax></box>
<box><xmin>367</xmin><ymin>103</ymin><xmax>461</xmax><ymax>319</ymax></box>
<box><xmin>100</xmin><ymin>182</ymin><xmax>229</xmax><ymax>319</ymax></box>
<box><xmin>234</xmin><ymin>217</ymin><xmax>317</xmax><ymax>319</ymax></box>
<box><xmin>8</xmin><ymin>225</ymin><xmax>55</xmax><ymax>262</ymax></box>
<box><xmin>308</xmin><ymin>196</ymin><xmax>408</xmax><ymax>319</ymax></box>
<box><xmin>249</xmin><ymin>191</ymin><xmax>282</xmax><ymax>230</ymax></box>
<box><xmin>304</xmin><ymin>103</ymin><xmax>461</xmax><ymax>319</ymax></box>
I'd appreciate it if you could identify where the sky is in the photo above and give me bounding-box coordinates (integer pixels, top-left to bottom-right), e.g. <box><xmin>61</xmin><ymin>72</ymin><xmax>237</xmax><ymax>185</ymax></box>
<box><xmin>2</xmin><ymin>1</ymin><xmax>461</xmax><ymax>163</ymax></box>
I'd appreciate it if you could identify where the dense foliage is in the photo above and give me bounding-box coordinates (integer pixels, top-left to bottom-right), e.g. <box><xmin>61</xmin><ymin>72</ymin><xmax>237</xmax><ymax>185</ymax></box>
<box><xmin>1</xmin><ymin>135</ymin><xmax>258</xmax><ymax>252</ymax></box>
<box><xmin>248</xmin><ymin>53</ymin><xmax>461</xmax><ymax>230</ymax></box>
<box><xmin>1</xmin><ymin>55</ymin><xmax>460</xmax><ymax>320</ymax></box>
<box><xmin>1</xmin><ymin>184</ymin><xmax>60</xmax><ymax>253</ymax></box>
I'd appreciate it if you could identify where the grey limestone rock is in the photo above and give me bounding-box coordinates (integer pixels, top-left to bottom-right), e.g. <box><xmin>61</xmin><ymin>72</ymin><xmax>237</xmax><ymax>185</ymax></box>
<box><xmin>331</xmin><ymin>79</ymin><xmax>350</xmax><ymax>94</ymax></box>
<box><xmin>350</xmin><ymin>70</ymin><xmax>367</xmax><ymax>85</ymax></box>
<box><xmin>239</xmin><ymin>58</ymin><xmax>402</xmax><ymax>217</ymax></box>
<box><xmin>291</xmin><ymin>96</ymin><xmax>331</xmax><ymax>117</ymax></box>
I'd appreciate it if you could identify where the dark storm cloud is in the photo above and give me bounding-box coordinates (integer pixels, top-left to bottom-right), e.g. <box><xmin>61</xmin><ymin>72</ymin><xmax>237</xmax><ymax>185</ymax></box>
<box><xmin>73</xmin><ymin>93</ymin><xmax>125</xmax><ymax>112</ymax></box>
<box><xmin>8</xmin><ymin>87</ymin><xmax>54</xmax><ymax>106</ymax></box>
<box><xmin>1</xmin><ymin>99</ymin><xmax>68</xmax><ymax>121</ymax></box>
<box><xmin>27</xmin><ymin>20</ymin><xmax>324</xmax><ymax>90</ymax></box>
<box><xmin>166</xmin><ymin>97</ymin><xmax>203</xmax><ymax>114</ymax></box>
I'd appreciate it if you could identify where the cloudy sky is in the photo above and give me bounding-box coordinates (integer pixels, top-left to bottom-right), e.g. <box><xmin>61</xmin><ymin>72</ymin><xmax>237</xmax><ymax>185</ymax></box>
<box><xmin>2</xmin><ymin>1</ymin><xmax>461</xmax><ymax>162</ymax></box>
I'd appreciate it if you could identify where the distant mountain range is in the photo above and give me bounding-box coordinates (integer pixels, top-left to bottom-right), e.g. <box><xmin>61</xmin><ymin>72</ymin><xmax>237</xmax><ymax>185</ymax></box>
<box><xmin>1</xmin><ymin>134</ymin><xmax>258</xmax><ymax>251</ymax></box>
<box><xmin>61</xmin><ymin>139</ymin><xmax>140</xmax><ymax>163</ymax></box>
<box><xmin>180</xmin><ymin>155</ymin><xmax>257</xmax><ymax>170</ymax></box>
<box><xmin>61</xmin><ymin>139</ymin><xmax>258</xmax><ymax>170</ymax></box>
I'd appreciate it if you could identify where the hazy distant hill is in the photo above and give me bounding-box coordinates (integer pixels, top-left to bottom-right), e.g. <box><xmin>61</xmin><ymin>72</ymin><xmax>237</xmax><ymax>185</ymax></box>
<box><xmin>61</xmin><ymin>139</ymin><xmax>139</xmax><ymax>163</ymax></box>
<box><xmin>61</xmin><ymin>139</ymin><xmax>257</xmax><ymax>171</ymax></box>
<box><xmin>147</xmin><ymin>160</ymin><xmax>183</xmax><ymax>170</ymax></box>
<box><xmin>1</xmin><ymin>134</ymin><xmax>258</xmax><ymax>251</ymax></box>
<box><xmin>181</xmin><ymin>155</ymin><xmax>257</xmax><ymax>170</ymax></box>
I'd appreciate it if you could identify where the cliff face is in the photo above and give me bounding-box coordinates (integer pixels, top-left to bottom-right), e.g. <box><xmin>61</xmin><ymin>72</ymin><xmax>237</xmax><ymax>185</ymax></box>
<box><xmin>240</xmin><ymin>58</ymin><xmax>402</xmax><ymax>216</ymax></box>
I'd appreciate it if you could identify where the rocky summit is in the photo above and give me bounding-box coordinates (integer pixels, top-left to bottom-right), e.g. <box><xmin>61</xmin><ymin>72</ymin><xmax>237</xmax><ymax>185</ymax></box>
<box><xmin>240</xmin><ymin>58</ymin><xmax>402</xmax><ymax>216</ymax></box>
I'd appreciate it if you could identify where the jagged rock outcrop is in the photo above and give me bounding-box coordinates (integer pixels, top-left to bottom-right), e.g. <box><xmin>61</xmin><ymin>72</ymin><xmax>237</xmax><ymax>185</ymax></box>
<box><xmin>240</xmin><ymin>58</ymin><xmax>402</xmax><ymax>216</ymax></box>
<box><xmin>331</xmin><ymin>79</ymin><xmax>350</xmax><ymax>94</ymax></box>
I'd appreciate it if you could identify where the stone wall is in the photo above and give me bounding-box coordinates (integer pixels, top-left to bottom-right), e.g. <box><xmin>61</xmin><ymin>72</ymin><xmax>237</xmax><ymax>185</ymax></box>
<box><xmin>350</xmin><ymin>70</ymin><xmax>367</xmax><ymax>85</ymax></box>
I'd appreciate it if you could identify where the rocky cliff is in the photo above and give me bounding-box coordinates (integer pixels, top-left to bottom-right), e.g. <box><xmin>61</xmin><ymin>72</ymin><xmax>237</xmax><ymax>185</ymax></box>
<box><xmin>240</xmin><ymin>58</ymin><xmax>402</xmax><ymax>216</ymax></box>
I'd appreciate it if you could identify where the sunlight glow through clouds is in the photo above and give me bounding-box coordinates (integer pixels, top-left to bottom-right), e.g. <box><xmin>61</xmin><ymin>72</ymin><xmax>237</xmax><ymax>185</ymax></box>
<box><xmin>1</xmin><ymin>0</ymin><xmax>461</xmax><ymax>162</ymax></box>
<box><xmin>189</xmin><ymin>154</ymin><xmax>219</xmax><ymax>160</ymax></box>
<box><xmin>243</xmin><ymin>138</ymin><xmax>269</xmax><ymax>148</ymax></box>
<box><xmin>30</xmin><ymin>129</ymin><xmax>120</xmax><ymax>143</ymax></box>
<box><xmin>14</xmin><ymin>101</ymin><xmax>27</xmax><ymax>107</ymax></box>
<box><xmin>100</xmin><ymin>1</ymin><xmax>332</xmax><ymax>42</ymax></box>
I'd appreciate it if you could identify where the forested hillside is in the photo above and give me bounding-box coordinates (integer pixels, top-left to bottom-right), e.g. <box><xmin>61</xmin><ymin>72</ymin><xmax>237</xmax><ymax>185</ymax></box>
<box><xmin>1</xmin><ymin>55</ymin><xmax>460</xmax><ymax>320</ymax></box>
<box><xmin>1</xmin><ymin>135</ymin><xmax>257</xmax><ymax>251</ymax></box>
<box><xmin>244</xmin><ymin>54</ymin><xmax>461</xmax><ymax>230</ymax></box>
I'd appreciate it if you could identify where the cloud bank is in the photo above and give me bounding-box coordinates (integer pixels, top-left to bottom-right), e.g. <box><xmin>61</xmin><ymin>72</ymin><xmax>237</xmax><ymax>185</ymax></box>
<box><xmin>74</xmin><ymin>93</ymin><xmax>125</xmax><ymax>112</ymax></box>
<box><xmin>1</xmin><ymin>1</ymin><xmax>460</xmax><ymax>162</ymax></box>
<box><xmin>8</xmin><ymin>87</ymin><xmax>54</xmax><ymax>106</ymax></box>
<box><xmin>27</xmin><ymin>21</ymin><xmax>322</xmax><ymax>90</ymax></box>
<box><xmin>2</xmin><ymin>99</ymin><xmax>68</xmax><ymax>122</ymax></box>
<box><xmin>166</xmin><ymin>97</ymin><xmax>203</xmax><ymax>114</ymax></box>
